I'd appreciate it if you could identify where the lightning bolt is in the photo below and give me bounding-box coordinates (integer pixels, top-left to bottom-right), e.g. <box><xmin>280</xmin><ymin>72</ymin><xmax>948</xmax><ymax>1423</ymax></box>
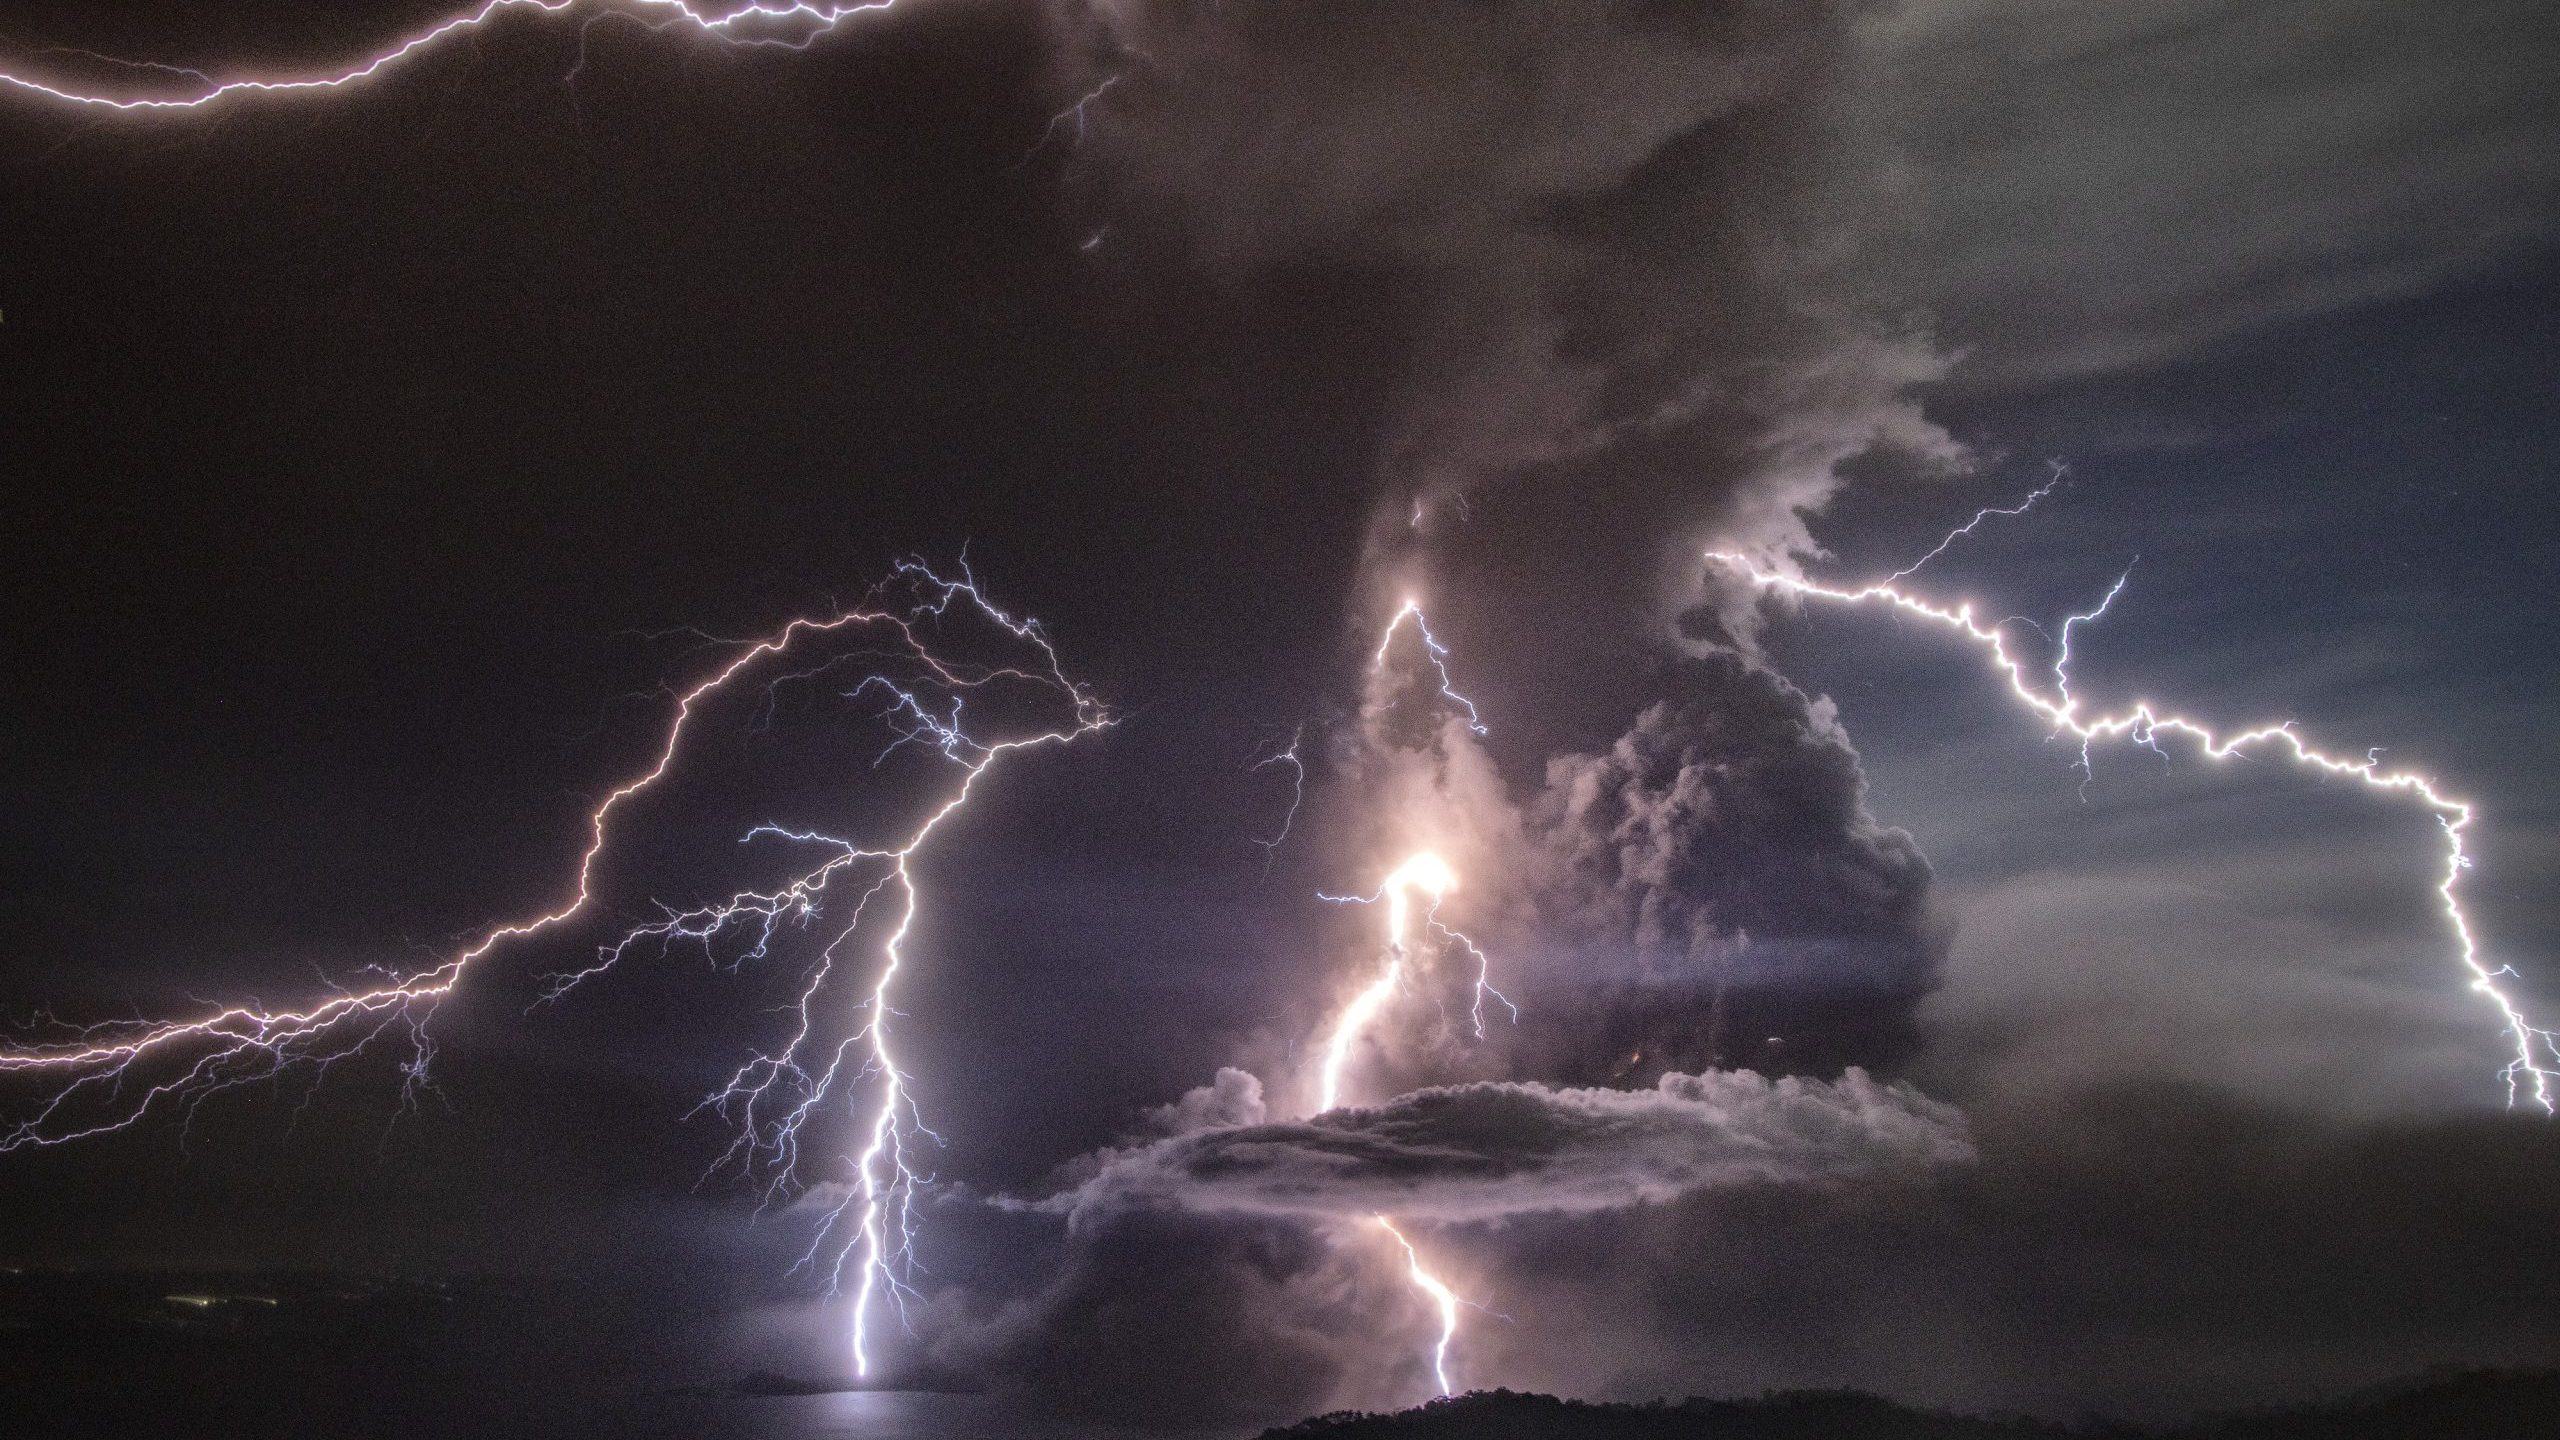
<box><xmin>1375</xmin><ymin>599</ymin><xmax>1488</xmax><ymax>736</ymax></box>
<box><xmin>0</xmin><ymin>0</ymin><xmax>906</xmax><ymax>111</ymax></box>
<box><xmin>1248</xmin><ymin>724</ymin><xmax>1308</xmax><ymax>870</ymax></box>
<box><xmin>0</xmin><ymin>559</ymin><xmax>1110</xmax><ymax>1379</ymax></box>
<box><xmin>1019</xmin><ymin>73</ymin><xmax>1120</xmax><ymax>163</ymax></box>
<box><xmin>1314</xmin><ymin>853</ymin><xmax>1509</xmax><ymax>1397</ymax></box>
<box><xmin>1315</xmin><ymin>852</ymin><xmax>1458</xmax><ymax>1115</ymax></box>
<box><xmin>1293</xmin><ymin>602</ymin><xmax>1517</xmax><ymax>1399</ymax></box>
<box><xmin>1373</xmin><ymin>1216</ymin><xmax>1462</xmax><ymax>1398</ymax></box>
<box><xmin>1305</xmin><ymin>599</ymin><xmax>1526</xmax><ymax>1394</ymax></box>
<box><xmin>1705</xmin><ymin>548</ymin><xmax>2560</xmax><ymax>1112</ymax></box>
<box><xmin>1885</xmin><ymin>461</ymin><xmax>2069</xmax><ymax>582</ymax></box>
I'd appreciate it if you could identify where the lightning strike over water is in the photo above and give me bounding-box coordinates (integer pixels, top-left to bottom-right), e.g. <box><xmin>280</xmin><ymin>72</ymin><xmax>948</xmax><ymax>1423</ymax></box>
<box><xmin>0</xmin><ymin>561</ymin><xmax>1109</xmax><ymax>1378</ymax></box>
<box><xmin>1705</xmin><ymin>549</ymin><xmax>2560</xmax><ymax>1112</ymax></box>
<box><xmin>0</xmin><ymin>0</ymin><xmax>903</xmax><ymax>110</ymax></box>
<box><xmin>1374</xmin><ymin>1215</ymin><xmax>1462</xmax><ymax>1398</ymax></box>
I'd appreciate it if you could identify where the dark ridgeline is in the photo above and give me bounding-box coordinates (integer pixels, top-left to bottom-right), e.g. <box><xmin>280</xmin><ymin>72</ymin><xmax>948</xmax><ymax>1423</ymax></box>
<box><xmin>1256</xmin><ymin>1371</ymin><xmax>2560</xmax><ymax>1440</ymax></box>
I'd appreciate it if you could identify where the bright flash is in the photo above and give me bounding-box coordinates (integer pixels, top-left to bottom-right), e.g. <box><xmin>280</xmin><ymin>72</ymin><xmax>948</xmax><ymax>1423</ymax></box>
<box><xmin>1316</xmin><ymin>851</ymin><xmax>1458</xmax><ymax>1116</ymax></box>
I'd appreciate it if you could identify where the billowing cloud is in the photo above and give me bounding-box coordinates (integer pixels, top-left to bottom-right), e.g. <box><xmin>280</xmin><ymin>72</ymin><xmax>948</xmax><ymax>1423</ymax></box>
<box><xmin>1061</xmin><ymin>0</ymin><xmax>1966</xmax><ymax>581</ymax></box>
<box><xmin>1043</xmin><ymin>1066</ymin><xmax>1968</xmax><ymax>1224</ymax></box>
<box><xmin>1492</xmin><ymin>645</ymin><xmax>1946</xmax><ymax>1081</ymax></box>
<box><xmin>1534</xmin><ymin>649</ymin><xmax>1937</xmax><ymax>968</ymax></box>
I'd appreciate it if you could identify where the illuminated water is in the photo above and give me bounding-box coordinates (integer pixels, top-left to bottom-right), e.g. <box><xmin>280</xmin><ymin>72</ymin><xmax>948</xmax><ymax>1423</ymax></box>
<box><xmin>575</xmin><ymin>1391</ymin><xmax>1233</xmax><ymax>1440</ymax></box>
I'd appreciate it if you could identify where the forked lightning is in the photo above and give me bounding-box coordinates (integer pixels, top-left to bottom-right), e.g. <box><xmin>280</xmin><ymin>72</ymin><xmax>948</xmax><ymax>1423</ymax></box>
<box><xmin>0</xmin><ymin>0</ymin><xmax>903</xmax><ymax>110</ymax></box>
<box><xmin>1708</xmin><ymin>528</ymin><xmax>2557</xmax><ymax>1111</ymax></box>
<box><xmin>0</xmin><ymin>561</ymin><xmax>1109</xmax><ymax>1376</ymax></box>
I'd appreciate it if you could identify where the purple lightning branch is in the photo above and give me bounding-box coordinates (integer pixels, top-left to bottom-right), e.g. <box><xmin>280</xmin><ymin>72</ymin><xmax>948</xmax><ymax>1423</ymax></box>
<box><xmin>1375</xmin><ymin>599</ymin><xmax>1488</xmax><ymax>737</ymax></box>
<box><xmin>0</xmin><ymin>0</ymin><xmax>905</xmax><ymax>110</ymax></box>
<box><xmin>0</xmin><ymin>559</ymin><xmax>1110</xmax><ymax>1376</ymax></box>
<box><xmin>1248</xmin><ymin>724</ymin><xmax>1308</xmax><ymax>868</ymax></box>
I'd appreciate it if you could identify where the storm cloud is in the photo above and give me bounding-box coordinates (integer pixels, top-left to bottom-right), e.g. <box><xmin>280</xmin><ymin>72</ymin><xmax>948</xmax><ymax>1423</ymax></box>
<box><xmin>1531</xmin><ymin>647</ymin><xmax>1940</xmax><ymax>977</ymax></box>
<box><xmin>1062</xmin><ymin>0</ymin><xmax>1966</xmax><ymax>581</ymax></box>
<box><xmin>8</xmin><ymin>1</ymin><xmax>2551</xmax><ymax>1431</ymax></box>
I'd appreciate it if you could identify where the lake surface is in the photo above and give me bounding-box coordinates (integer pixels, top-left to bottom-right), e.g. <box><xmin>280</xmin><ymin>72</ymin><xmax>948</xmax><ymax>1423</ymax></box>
<box><xmin>563</xmin><ymin>1390</ymin><xmax>1237</xmax><ymax>1440</ymax></box>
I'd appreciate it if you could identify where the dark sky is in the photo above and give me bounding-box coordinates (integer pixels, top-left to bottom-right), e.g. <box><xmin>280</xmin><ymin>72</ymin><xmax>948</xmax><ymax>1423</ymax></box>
<box><xmin>3</xmin><ymin>0</ymin><xmax>2559</xmax><ymax>1431</ymax></box>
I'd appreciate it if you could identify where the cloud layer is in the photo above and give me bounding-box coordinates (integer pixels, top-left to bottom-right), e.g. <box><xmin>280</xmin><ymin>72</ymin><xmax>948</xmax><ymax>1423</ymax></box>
<box><xmin>1046</xmin><ymin>1065</ymin><xmax>1969</xmax><ymax>1224</ymax></box>
<box><xmin>1836</xmin><ymin>0</ymin><xmax>2560</xmax><ymax>389</ymax></box>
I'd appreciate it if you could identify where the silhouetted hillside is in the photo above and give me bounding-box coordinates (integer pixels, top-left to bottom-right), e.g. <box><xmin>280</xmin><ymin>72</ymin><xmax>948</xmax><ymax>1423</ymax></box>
<box><xmin>1258</xmin><ymin>1370</ymin><xmax>2560</xmax><ymax>1440</ymax></box>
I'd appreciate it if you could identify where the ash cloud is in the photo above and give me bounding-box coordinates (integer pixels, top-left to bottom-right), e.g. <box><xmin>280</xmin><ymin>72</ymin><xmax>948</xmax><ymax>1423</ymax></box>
<box><xmin>1061</xmin><ymin>0</ymin><xmax>1966</xmax><ymax>577</ymax></box>
<box><xmin>1533</xmin><ymin>648</ymin><xmax>1935</xmax><ymax>964</ymax></box>
<box><xmin>1279</xmin><ymin>589</ymin><xmax>1948</xmax><ymax>1102</ymax></box>
<box><xmin>1054</xmin><ymin>0</ymin><xmax>1966</xmax><ymax>1083</ymax></box>
<box><xmin>1053</xmin><ymin>0</ymin><xmax>1966</xmax><ymax>1109</ymax></box>
<box><xmin>1043</xmin><ymin>1065</ymin><xmax>1968</xmax><ymax>1225</ymax></box>
<box><xmin>1515</xmin><ymin>643</ymin><xmax>1947</xmax><ymax>1079</ymax></box>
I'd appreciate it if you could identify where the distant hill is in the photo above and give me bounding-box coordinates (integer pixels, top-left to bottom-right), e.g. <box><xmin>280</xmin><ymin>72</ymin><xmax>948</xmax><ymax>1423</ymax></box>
<box><xmin>1257</xmin><ymin>1370</ymin><xmax>2560</xmax><ymax>1440</ymax></box>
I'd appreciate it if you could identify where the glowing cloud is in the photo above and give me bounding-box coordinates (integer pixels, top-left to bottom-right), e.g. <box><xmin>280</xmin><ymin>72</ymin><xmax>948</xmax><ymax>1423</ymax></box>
<box><xmin>1048</xmin><ymin>1068</ymin><xmax>1970</xmax><ymax>1225</ymax></box>
<box><xmin>1316</xmin><ymin>851</ymin><xmax>1464</xmax><ymax>1116</ymax></box>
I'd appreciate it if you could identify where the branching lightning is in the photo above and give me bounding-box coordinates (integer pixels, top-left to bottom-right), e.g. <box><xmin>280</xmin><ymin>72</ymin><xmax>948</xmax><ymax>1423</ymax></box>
<box><xmin>0</xmin><ymin>0</ymin><xmax>904</xmax><ymax>110</ymax></box>
<box><xmin>1316</xmin><ymin>852</ymin><xmax>1457</xmax><ymax>1116</ymax></box>
<box><xmin>1705</xmin><ymin>547</ymin><xmax>2559</xmax><ymax>1112</ymax></box>
<box><xmin>1374</xmin><ymin>1216</ymin><xmax>1462</xmax><ymax>1398</ymax></box>
<box><xmin>0</xmin><ymin>560</ymin><xmax>1109</xmax><ymax>1377</ymax></box>
<box><xmin>1314</xmin><ymin>853</ymin><xmax>1499</xmax><ymax>1397</ymax></box>
<box><xmin>1295</xmin><ymin>601</ymin><xmax>1517</xmax><ymax>1398</ymax></box>
<box><xmin>1376</xmin><ymin>599</ymin><xmax>1488</xmax><ymax>737</ymax></box>
<box><xmin>1020</xmin><ymin>74</ymin><xmax>1121</xmax><ymax>163</ymax></box>
<box><xmin>1280</xmin><ymin>599</ymin><xmax>1515</xmax><ymax>1393</ymax></box>
<box><xmin>1249</xmin><ymin>724</ymin><xmax>1308</xmax><ymax>870</ymax></box>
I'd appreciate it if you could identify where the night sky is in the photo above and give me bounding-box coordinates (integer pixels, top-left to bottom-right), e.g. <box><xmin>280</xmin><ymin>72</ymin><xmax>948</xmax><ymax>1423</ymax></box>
<box><xmin>4</xmin><ymin>1</ymin><xmax>2559</xmax><ymax>1434</ymax></box>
